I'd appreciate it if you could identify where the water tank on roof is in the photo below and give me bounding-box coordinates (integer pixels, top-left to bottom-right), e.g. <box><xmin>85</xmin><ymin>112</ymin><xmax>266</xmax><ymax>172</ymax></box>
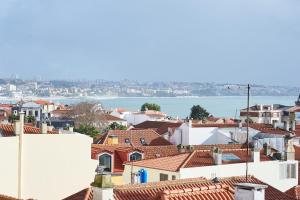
<box><xmin>139</xmin><ymin>169</ymin><xmax>148</xmax><ymax>183</ymax></box>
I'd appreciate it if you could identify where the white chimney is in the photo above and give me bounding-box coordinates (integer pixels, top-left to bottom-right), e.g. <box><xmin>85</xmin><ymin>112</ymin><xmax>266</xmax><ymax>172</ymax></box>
<box><xmin>92</xmin><ymin>166</ymin><xmax>114</xmax><ymax>200</ymax></box>
<box><xmin>15</xmin><ymin>112</ymin><xmax>25</xmax><ymax>136</ymax></box>
<box><xmin>235</xmin><ymin>183</ymin><xmax>268</xmax><ymax>200</ymax></box>
<box><xmin>260</xmin><ymin>105</ymin><xmax>263</xmax><ymax>111</ymax></box>
<box><xmin>92</xmin><ymin>187</ymin><xmax>114</xmax><ymax>200</ymax></box>
<box><xmin>212</xmin><ymin>147</ymin><xmax>222</xmax><ymax>165</ymax></box>
<box><xmin>251</xmin><ymin>148</ymin><xmax>260</xmax><ymax>162</ymax></box>
<box><xmin>189</xmin><ymin>119</ymin><xmax>192</xmax><ymax>127</ymax></box>
<box><xmin>40</xmin><ymin>123</ymin><xmax>48</xmax><ymax>134</ymax></box>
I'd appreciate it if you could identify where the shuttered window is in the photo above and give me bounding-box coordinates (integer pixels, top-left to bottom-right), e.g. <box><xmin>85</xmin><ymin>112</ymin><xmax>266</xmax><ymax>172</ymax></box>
<box><xmin>279</xmin><ymin>163</ymin><xmax>296</xmax><ymax>179</ymax></box>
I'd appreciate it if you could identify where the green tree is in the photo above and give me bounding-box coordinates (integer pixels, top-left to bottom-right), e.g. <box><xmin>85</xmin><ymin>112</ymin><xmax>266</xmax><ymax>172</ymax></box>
<box><xmin>8</xmin><ymin>115</ymin><xmax>19</xmax><ymax>123</ymax></box>
<box><xmin>26</xmin><ymin>116</ymin><xmax>35</xmax><ymax>123</ymax></box>
<box><xmin>141</xmin><ymin>103</ymin><xmax>161</xmax><ymax>111</ymax></box>
<box><xmin>74</xmin><ymin>124</ymin><xmax>100</xmax><ymax>138</ymax></box>
<box><xmin>190</xmin><ymin>105</ymin><xmax>210</xmax><ymax>120</ymax></box>
<box><xmin>107</xmin><ymin>122</ymin><xmax>127</xmax><ymax>130</ymax></box>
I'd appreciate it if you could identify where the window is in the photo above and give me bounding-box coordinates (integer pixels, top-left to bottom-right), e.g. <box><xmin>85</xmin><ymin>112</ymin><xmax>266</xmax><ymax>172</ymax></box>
<box><xmin>172</xmin><ymin>175</ymin><xmax>176</xmax><ymax>180</ymax></box>
<box><xmin>279</xmin><ymin>163</ymin><xmax>296</xmax><ymax>179</ymax></box>
<box><xmin>140</xmin><ymin>138</ymin><xmax>147</xmax><ymax>145</ymax></box>
<box><xmin>28</xmin><ymin>110</ymin><xmax>33</xmax><ymax>116</ymax></box>
<box><xmin>125</xmin><ymin>138</ymin><xmax>130</xmax><ymax>144</ymax></box>
<box><xmin>35</xmin><ymin>111</ymin><xmax>39</xmax><ymax>117</ymax></box>
<box><xmin>129</xmin><ymin>152</ymin><xmax>142</xmax><ymax>161</ymax></box>
<box><xmin>160</xmin><ymin>173</ymin><xmax>168</xmax><ymax>181</ymax></box>
<box><xmin>99</xmin><ymin>154</ymin><xmax>112</xmax><ymax>172</ymax></box>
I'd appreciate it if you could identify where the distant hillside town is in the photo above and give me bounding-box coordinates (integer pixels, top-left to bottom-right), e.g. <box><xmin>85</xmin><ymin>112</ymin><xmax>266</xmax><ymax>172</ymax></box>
<box><xmin>0</xmin><ymin>78</ymin><xmax>299</xmax><ymax>98</ymax></box>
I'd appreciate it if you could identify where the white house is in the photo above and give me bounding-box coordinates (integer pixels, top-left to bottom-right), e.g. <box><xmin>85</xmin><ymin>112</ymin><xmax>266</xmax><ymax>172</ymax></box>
<box><xmin>123</xmin><ymin>145</ymin><xmax>298</xmax><ymax>193</ymax></box>
<box><xmin>169</xmin><ymin>121</ymin><xmax>236</xmax><ymax>145</ymax></box>
<box><xmin>124</xmin><ymin>110</ymin><xmax>167</xmax><ymax>125</ymax></box>
<box><xmin>0</xmin><ymin>113</ymin><xmax>97</xmax><ymax>200</ymax></box>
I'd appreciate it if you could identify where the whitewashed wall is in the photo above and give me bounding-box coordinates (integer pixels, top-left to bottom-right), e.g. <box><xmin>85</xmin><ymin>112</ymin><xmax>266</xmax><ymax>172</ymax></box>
<box><xmin>170</xmin><ymin>124</ymin><xmax>233</xmax><ymax>145</ymax></box>
<box><xmin>123</xmin><ymin>165</ymin><xmax>179</xmax><ymax>184</ymax></box>
<box><xmin>0</xmin><ymin>137</ymin><xmax>19</xmax><ymax>198</ymax></box>
<box><xmin>180</xmin><ymin>160</ymin><xmax>298</xmax><ymax>192</ymax></box>
<box><xmin>0</xmin><ymin>133</ymin><xmax>98</xmax><ymax>200</ymax></box>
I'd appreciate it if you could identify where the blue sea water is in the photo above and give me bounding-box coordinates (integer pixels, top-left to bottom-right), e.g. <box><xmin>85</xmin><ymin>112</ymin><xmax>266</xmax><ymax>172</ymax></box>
<box><xmin>1</xmin><ymin>96</ymin><xmax>297</xmax><ymax>118</ymax></box>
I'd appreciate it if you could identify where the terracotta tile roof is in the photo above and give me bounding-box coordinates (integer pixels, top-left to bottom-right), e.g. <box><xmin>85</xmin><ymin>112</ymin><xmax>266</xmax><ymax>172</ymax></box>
<box><xmin>63</xmin><ymin>188</ymin><xmax>93</xmax><ymax>200</ymax></box>
<box><xmin>183</xmin><ymin>149</ymin><xmax>271</xmax><ymax>168</ymax></box>
<box><xmin>91</xmin><ymin>144</ymin><xmax>249</xmax><ymax>174</ymax></box>
<box><xmin>126</xmin><ymin>153</ymin><xmax>190</xmax><ymax>172</ymax></box>
<box><xmin>50</xmin><ymin>109</ymin><xmax>71</xmax><ymax>118</ymax></box>
<box><xmin>192</xmin><ymin>123</ymin><xmax>239</xmax><ymax>128</ymax></box>
<box><xmin>99</xmin><ymin>129</ymin><xmax>172</xmax><ymax>146</ymax></box>
<box><xmin>0</xmin><ymin>124</ymin><xmax>59</xmax><ymax>137</ymax></box>
<box><xmin>134</xmin><ymin>121</ymin><xmax>182</xmax><ymax>135</ymax></box>
<box><xmin>114</xmin><ymin>176</ymin><xmax>293</xmax><ymax>200</ymax></box>
<box><xmin>34</xmin><ymin>99</ymin><xmax>54</xmax><ymax>105</ymax></box>
<box><xmin>295</xmin><ymin>125</ymin><xmax>300</xmax><ymax>137</ymax></box>
<box><xmin>126</xmin><ymin>148</ymin><xmax>272</xmax><ymax>172</ymax></box>
<box><xmin>97</xmin><ymin>113</ymin><xmax>125</xmax><ymax>121</ymax></box>
<box><xmin>285</xmin><ymin>185</ymin><xmax>300</xmax><ymax>200</ymax></box>
<box><xmin>161</xmin><ymin>184</ymin><xmax>234</xmax><ymax>200</ymax></box>
<box><xmin>249</xmin><ymin>123</ymin><xmax>292</xmax><ymax>136</ymax></box>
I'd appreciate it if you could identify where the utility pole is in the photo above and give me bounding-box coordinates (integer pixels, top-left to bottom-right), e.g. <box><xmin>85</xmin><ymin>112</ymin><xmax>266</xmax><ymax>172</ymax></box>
<box><xmin>246</xmin><ymin>84</ymin><xmax>250</xmax><ymax>182</ymax></box>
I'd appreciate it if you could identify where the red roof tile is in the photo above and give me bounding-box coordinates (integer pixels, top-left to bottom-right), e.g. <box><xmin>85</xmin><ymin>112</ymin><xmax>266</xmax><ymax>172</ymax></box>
<box><xmin>134</xmin><ymin>121</ymin><xmax>182</xmax><ymax>135</ymax></box>
<box><xmin>126</xmin><ymin>148</ymin><xmax>272</xmax><ymax>172</ymax></box>
<box><xmin>35</xmin><ymin>99</ymin><xmax>54</xmax><ymax>105</ymax></box>
<box><xmin>99</xmin><ymin>130</ymin><xmax>172</xmax><ymax>146</ymax></box>
<box><xmin>161</xmin><ymin>184</ymin><xmax>234</xmax><ymax>200</ymax></box>
<box><xmin>97</xmin><ymin>113</ymin><xmax>125</xmax><ymax>121</ymax></box>
<box><xmin>0</xmin><ymin>124</ymin><xmax>59</xmax><ymax>137</ymax></box>
<box><xmin>114</xmin><ymin>176</ymin><xmax>293</xmax><ymax>200</ymax></box>
<box><xmin>249</xmin><ymin>124</ymin><xmax>292</xmax><ymax>136</ymax></box>
<box><xmin>285</xmin><ymin>185</ymin><xmax>300</xmax><ymax>199</ymax></box>
<box><xmin>91</xmin><ymin>144</ymin><xmax>249</xmax><ymax>174</ymax></box>
<box><xmin>63</xmin><ymin>188</ymin><xmax>93</xmax><ymax>200</ymax></box>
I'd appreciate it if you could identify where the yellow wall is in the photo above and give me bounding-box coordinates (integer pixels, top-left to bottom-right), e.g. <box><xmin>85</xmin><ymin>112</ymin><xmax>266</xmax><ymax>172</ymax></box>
<box><xmin>107</xmin><ymin>137</ymin><xmax>118</xmax><ymax>145</ymax></box>
<box><xmin>123</xmin><ymin>165</ymin><xmax>180</xmax><ymax>184</ymax></box>
<box><xmin>112</xmin><ymin>175</ymin><xmax>124</xmax><ymax>185</ymax></box>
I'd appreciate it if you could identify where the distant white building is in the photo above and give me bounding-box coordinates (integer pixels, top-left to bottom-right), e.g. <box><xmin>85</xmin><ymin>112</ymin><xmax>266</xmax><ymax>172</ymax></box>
<box><xmin>124</xmin><ymin>110</ymin><xmax>167</xmax><ymax>125</ymax></box>
<box><xmin>240</xmin><ymin>104</ymin><xmax>294</xmax><ymax>131</ymax></box>
<box><xmin>168</xmin><ymin>121</ymin><xmax>236</xmax><ymax>145</ymax></box>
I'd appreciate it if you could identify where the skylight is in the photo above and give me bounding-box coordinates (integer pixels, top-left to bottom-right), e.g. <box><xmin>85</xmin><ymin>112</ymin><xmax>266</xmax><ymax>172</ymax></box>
<box><xmin>222</xmin><ymin>153</ymin><xmax>241</xmax><ymax>161</ymax></box>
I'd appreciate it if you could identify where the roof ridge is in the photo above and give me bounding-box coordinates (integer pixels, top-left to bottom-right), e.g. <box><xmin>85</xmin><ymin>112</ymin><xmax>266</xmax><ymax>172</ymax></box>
<box><xmin>178</xmin><ymin>150</ymin><xmax>196</xmax><ymax>170</ymax></box>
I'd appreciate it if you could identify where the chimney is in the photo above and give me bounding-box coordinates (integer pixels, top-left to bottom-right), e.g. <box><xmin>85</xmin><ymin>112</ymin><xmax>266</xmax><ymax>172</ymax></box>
<box><xmin>188</xmin><ymin>119</ymin><xmax>192</xmax><ymax>127</ymax></box>
<box><xmin>40</xmin><ymin>123</ymin><xmax>48</xmax><ymax>134</ymax></box>
<box><xmin>47</xmin><ymin>126</ymin><xmax>54</xmax><ymax>131</ymax></box>
<box><xmin>285</xmin><ymin>138</ymin><xmax>295</xmax><ymax>161</ymax></box>
<box><xmin>260</xmin><ymin>105</ymin><xmax>263</xmax><ymax>111</ymax></box>
<box><xmin>212</xmin><ymin>147</ymin><xmax>222</xmax><ymax>165</ymax></box>
<box><xmin>271</xmin><ymin>104</ymin><xmax>274</xmax><ymax>110</ymax></box>
<box><xmin>68</xmin><ymin>126</ymin><xmax>74</xmax><ymax>132</ymax></box>
<box><xmin>91</xmin><ymin>165</ymin><xmax>114</xmax><ymax>200</ymax></box>
<box><xmin>177</xmin><ymin>144</ymin><xmax>186</xmax><ymax>153</ymax></box>
<box><xmin>234</xmin><ymin>183</ymin><xmax>268</xmax><ymax>200</ymax></box>
<box><xmin>15</xmin><ymin>112</ymin><xmax>25</xmax><ymax>136</ymax></box>
<box><xmin>263</xmin><ymin>143</ymin><xmax>271</xmax><ymax>156</ymax></box>
<box><xmin>251</xmin><ymin>148</ymin><xmax>260</xmax><ymax>162</ymax></box>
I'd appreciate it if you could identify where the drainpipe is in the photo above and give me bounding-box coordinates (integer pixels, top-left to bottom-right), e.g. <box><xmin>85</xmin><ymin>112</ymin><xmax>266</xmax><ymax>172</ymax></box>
<box><xmin>18</xmin><ymin>112</ymin><xmax>24</xmax><ymax>199</ymax></box>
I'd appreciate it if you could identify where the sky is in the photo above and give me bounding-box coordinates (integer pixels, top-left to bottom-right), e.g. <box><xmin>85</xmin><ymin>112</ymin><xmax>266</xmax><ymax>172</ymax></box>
<box><xmin>0</xmin><ymin>0</ymin><xmax>299</xmax><ymax>86</ymax></box>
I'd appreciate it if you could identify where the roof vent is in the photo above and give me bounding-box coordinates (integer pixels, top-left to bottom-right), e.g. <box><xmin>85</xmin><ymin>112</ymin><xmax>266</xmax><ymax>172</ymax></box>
<box><xmin>212</xmin><ymin>177</ymin><xmax>220</xmax><ymax>183</ymax></box>
<box><xmin>234</xmin><ymin>183</ymin><xmax>267</xmax><ymax>200</ymax></box>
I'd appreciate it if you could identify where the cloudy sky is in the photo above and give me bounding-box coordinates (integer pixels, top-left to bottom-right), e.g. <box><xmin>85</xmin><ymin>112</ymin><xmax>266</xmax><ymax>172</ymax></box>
<box><xmin>0</xmin><ymin>0</ymin><xmax>299</xmax><ymax>85</ymax></box>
